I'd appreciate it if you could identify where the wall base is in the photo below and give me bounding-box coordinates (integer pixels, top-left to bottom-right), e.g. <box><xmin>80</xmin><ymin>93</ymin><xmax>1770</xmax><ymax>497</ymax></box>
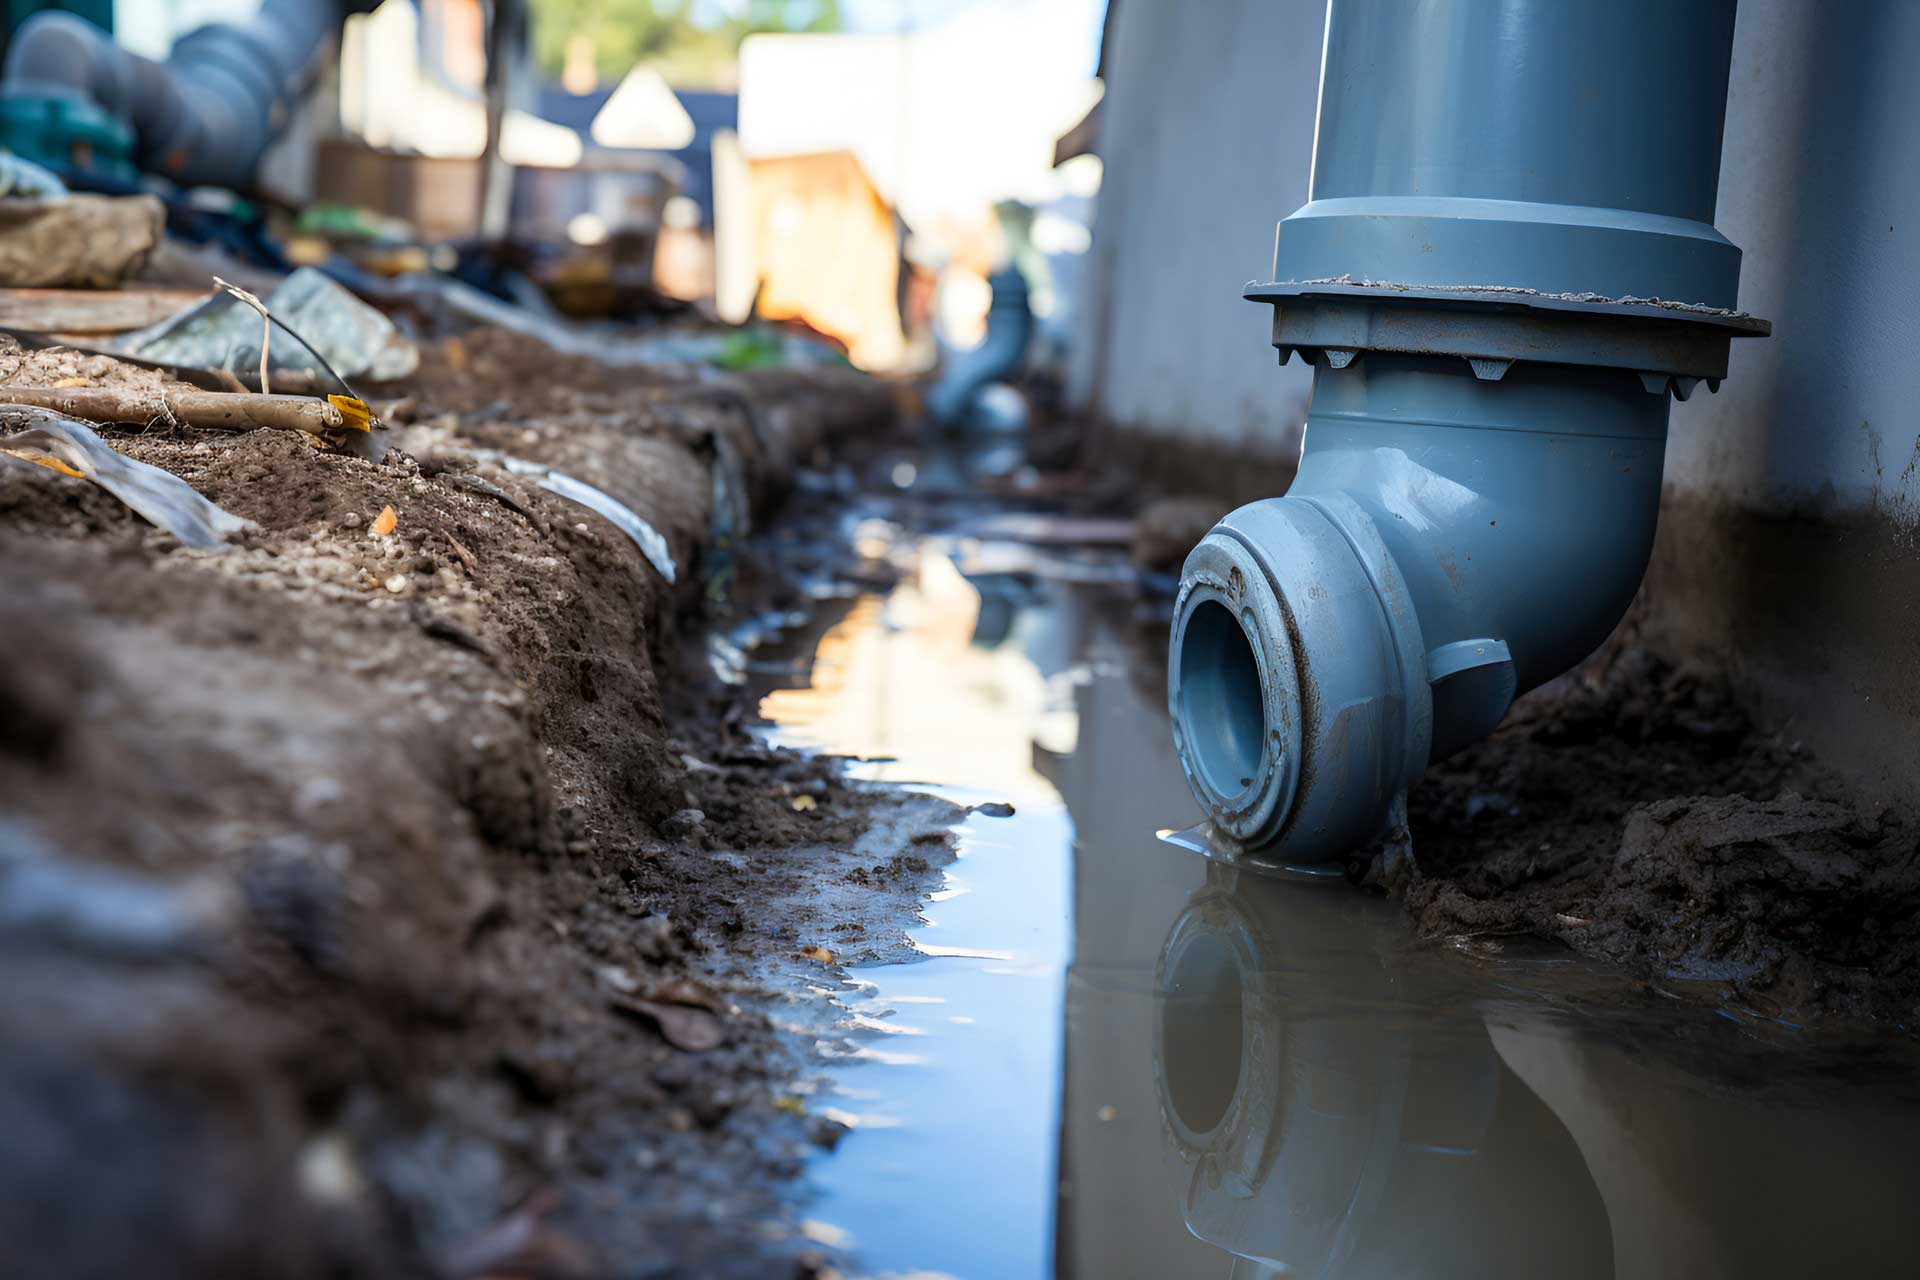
<box><xmin>1640</xmin><ymin>491</ymin><xmax>1920</xmax><ymax>809</ymax></box>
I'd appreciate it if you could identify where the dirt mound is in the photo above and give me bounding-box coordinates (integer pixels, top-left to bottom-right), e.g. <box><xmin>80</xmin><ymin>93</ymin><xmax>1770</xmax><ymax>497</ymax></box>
<box><xmin>0</xmin><ymin>328</ymin><xmax>933</xmax><ymax>1277</ymax></box>
<box><xmin>1408</xmin><ymin>635</ymin><xmax>1920</xmax><ymax>1027</ymax></box>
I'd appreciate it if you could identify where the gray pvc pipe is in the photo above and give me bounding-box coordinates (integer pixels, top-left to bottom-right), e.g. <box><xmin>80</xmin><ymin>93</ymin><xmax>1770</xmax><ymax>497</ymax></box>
<box><xmin>926</xmin><ymin>268</ymin><xmax>1034</xmax><ymax>427</ymax></box>
<box><xmin>1168</xmin><ymin>0</ymin><xmax>1748</xmax><ymax>865</ymax></box>
<box><xmin>1280</xmin><ymin>0</ymin><xmax>1742</xmax><ymax>306</ymax></box>
<box><xmin>2</xmin><ymin>3</ymin><xmax>368</xmax><ymax>191</ymax></box>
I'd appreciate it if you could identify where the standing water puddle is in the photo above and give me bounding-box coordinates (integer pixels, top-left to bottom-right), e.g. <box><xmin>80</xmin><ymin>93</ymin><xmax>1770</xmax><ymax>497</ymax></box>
<box><xmin>745</xmin><ymin>534</ymin><xmax>1920</xmax><ymax>1279</ymax></box>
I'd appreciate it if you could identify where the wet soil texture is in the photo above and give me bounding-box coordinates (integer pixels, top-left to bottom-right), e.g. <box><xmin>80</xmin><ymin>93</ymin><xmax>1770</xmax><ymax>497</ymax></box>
<box><xmin>1406</xmin><ymin>623</ymin><xmax>1920</xmax><ymax>1028</ymax></box>
<box><xmin>0</xmin><ymin>330</ymin><xmax>953</xmax><ymax>1279</ymax></box>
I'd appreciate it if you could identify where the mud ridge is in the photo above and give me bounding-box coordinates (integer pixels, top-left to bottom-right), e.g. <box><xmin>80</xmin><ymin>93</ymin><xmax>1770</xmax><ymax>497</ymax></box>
<box><xmin>0</xmin><ymin>330</ymin><xmax>948</xmax><ymax>1278</ymax></box>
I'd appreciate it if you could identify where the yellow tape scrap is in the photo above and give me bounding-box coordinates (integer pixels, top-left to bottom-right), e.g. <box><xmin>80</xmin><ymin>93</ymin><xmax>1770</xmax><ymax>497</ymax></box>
<box><xmin>327</xmin><ymin>395</ymin><xmax>374</xmax><ymax>433</ymax></box>
<box><xmin>1</xmin><ymin>447</ymin><xmax>85</xmax><ymax>478</ymax></box>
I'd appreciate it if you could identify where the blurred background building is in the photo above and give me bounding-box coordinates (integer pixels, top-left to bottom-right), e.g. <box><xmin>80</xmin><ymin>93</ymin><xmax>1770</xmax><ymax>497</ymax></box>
<box><xmin>12</xmin><ymin>0</ymin><xmax>1102</xmax><ymax>375</ymax></box>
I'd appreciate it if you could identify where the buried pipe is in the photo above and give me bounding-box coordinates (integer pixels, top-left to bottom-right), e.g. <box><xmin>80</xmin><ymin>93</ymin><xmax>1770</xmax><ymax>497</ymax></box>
<box><xmin>1168</xmin><ymin>0</ymin><xmax>1768</xmax><ymax>870</ymax></box>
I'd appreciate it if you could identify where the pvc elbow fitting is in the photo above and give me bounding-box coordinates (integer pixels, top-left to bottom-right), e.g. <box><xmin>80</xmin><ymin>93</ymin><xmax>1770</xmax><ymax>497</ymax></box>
<box><xmin>1166</xmin><ymin>0</ymin><xmax>1766</xmax><ymax>867</ymax></box>
<box><xmin>1170</xmin><ymin>354</ymin><xmax>1670</xmax><ymax>863</ymax></box>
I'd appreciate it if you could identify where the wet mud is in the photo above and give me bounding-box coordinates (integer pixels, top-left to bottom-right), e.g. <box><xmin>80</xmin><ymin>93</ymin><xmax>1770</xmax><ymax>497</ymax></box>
<box><xmin>0</xmin><ymin>331</ymin><xmax>945</xmax><ymax>1278</ymax></box>
<box><xmin>1407</xmin><ymin>624</ymin><xmax>1920</xmax><ymax>1028</ymax></box>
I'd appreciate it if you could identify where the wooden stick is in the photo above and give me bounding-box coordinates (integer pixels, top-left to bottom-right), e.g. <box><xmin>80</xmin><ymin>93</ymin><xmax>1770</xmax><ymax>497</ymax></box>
<box><xmin>0</xmin><ymin>385</ymin><xmax>349</xmax><ymax>436</ymax></box>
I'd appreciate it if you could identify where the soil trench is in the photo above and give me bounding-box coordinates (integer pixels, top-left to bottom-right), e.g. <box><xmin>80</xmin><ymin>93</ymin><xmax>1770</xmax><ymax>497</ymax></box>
<box><xmin>0</xmin><ymin>330</ymin><xmax>940</xmax><ymax>1279</ymax></box>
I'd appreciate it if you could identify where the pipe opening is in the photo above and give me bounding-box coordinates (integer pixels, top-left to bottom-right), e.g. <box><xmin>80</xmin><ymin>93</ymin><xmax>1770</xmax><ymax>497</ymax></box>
<box><xmin>1177</xmin><ymin>600</ymin><xmax>1266</xmax><ymax>798</ymax></box>
<box><xmin>1160</xmin><ymin>931</ymin><xmax>1245</xmax><ymax>1138</ymax></box>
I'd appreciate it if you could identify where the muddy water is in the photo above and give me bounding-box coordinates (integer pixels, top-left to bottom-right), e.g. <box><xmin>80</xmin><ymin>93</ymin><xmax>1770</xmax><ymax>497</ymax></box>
<box><xmin>753</xmin><ymin>536</ymin><xmax>1920</xmax><ymax>1279</ymax></box>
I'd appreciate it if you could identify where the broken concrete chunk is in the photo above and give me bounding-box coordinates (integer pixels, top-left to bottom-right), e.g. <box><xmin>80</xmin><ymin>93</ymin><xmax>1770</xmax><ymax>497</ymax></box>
<box><xmin>0</xmin><ymin>194</ymin><xmax>164</xmax><ymax>288</ymax></box>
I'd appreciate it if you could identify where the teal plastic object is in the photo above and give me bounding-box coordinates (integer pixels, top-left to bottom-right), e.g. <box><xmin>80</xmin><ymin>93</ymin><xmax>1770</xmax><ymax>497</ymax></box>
<box><xmin>5</xmin><ymin>0</ymin><xmax>111</xmax><ymax>38</ymax></box>
<box><xmin>0</xmin><ymin>92</ymin><xmax>133</xmax><ymax>177</ymax></box>
<box><xmin>1168</xmin><ymin>0</ymin><xmax>1767</xmax><ymax>869</ymax></box>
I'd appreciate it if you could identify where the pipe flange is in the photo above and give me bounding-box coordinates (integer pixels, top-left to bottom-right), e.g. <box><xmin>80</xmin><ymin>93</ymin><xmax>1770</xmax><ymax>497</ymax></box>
<box><xmin>1245</xmin><ymin>280</ymin><xmax>1769</xmax><ymax>384</ymax></box>
<box><xmin>1168</xmin><ymin>531</ymin><xmax>1304</xmax><ymax>849</ymax></box>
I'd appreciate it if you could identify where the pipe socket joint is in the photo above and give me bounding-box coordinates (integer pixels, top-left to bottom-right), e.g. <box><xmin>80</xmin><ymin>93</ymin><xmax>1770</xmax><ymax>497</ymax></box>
<box><xmin>1170</xmin><ymin>492</ymin><xmax>1429</xmax><ymax>857</ymax></box>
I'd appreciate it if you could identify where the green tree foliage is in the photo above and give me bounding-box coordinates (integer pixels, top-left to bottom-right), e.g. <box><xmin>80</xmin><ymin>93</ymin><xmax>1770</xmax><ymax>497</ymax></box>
<box><xmin>530</xmin><ymin>0</ymin><xmax>842</xmax><ymax>89</ymax></box>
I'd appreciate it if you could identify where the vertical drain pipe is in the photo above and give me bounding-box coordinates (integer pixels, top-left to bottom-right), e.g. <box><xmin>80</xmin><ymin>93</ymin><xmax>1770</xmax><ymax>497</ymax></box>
<box><xmin>1168</xmin><ymin>0</ymin><xmax>1768</xmax><ymax>872</ymax></box>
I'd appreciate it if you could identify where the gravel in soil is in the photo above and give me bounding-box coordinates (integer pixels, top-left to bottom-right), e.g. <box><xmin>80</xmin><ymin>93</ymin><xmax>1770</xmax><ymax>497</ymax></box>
<box><xmin>0</xmin><ymin>330</ymin><xmax>942</xmax><ymax>1279</ymax></box>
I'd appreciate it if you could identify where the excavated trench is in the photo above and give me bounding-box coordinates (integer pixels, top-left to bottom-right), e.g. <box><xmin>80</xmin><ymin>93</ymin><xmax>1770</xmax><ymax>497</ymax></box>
<box><xmin>4</xmin><ymin>326</ymin><xmax>1920</xmax><ymax>1278</ymax></box>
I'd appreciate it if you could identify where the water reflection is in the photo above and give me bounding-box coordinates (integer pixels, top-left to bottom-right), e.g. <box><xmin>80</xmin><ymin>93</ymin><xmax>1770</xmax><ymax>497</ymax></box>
<box><xmin>1154</xmin><ymin>866</ymin><xmax>1609</xmax><ymax>1279</ymax></box>
<box><xmin>758</xmin><ymin>539</ymin><xmax>1920</xmax><ymax>1278</ymax></box>
<box><xmin>1054</xmin><ymin>591</ymin><xmax>1920</xmax><ymax>1280</ymax></box>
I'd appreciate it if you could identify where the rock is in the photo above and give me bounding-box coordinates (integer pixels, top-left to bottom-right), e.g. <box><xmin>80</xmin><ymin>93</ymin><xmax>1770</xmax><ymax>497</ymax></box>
<box><xmin>0</xmin><ymin>194</ymin><xmax>164</xmax><ymax>288</ymax></box>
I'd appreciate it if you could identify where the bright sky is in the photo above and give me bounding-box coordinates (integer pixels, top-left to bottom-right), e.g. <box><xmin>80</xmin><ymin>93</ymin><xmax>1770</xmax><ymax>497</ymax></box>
<box><xmin>119</xmin><ymin>0</ymin><xmax>1107</xmax><ymax>80</ymax></box>
<box><xmin>841</xmin><ymin>0</ymin><xmax>1105</xmax><ymax>74</ymax></box>
<box><xmin>738</xmin><ymin>0</ymin><xmax>1106</xmax><ymax>231</ymax></box>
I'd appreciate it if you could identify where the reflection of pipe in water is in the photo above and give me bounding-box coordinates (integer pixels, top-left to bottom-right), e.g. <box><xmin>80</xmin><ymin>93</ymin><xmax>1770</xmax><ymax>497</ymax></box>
<box><xmin>1153</xmin><ymin>863</ymin><xmax>1610</xmax><ymax>1278</ymax></box>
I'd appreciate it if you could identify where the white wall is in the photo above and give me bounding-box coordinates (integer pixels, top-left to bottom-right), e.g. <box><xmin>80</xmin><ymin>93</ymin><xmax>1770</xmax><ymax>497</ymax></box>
<box><xmin>1668</xmin><ymin>0</ymin><xmax>1920</xmax><ymax>525</ymax></box>
<box><xmin>1066</xmin><ymin>0</ymin><xmax>1325</xmax><ymax>459</ymax></box>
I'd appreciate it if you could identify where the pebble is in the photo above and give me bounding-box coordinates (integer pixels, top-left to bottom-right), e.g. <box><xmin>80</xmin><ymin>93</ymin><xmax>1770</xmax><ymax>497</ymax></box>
<box><xmin>660</xmin><ymin>808</ymin><xmax>706</xmax><ymax>839</ymax></box>
<box><xmin>633</xmin><ymin>913</ymin><xmax>677</xmax><ymax>960</ymax></box>
<box><xmin>384</xmin><ymin>575</ymin><xmax>410</xmax><ymax>594</ymax></box>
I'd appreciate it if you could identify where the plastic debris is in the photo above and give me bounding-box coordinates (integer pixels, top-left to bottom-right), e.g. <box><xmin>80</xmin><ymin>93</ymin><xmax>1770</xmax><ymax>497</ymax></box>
<box><xmin>370</xmin><ymin>504</ymin><xmax>397</xmax><ymax>536</ymax></box>
<box><xmin>0</xmin><ymin>820</ymin><xmax>233</xmax><ymax>958</ymax></box>
<box><xmin>0</xmin><ymin>407</ymin><xmax>251</xmax><ymax>549</ymax></box>
<box><xmin>115</xmin><ymin>266</ymin><xmax>419</xmax><ymax>384</ymax></box>
<box><xmin>0</xmin><ymin>153</ymin><xmax>66</xmax><ymax>197</ymax></box>
<box><xmin>487</xmin><ymin>453</ymin><xmax>677</xmax><ymax>584</ymax></box>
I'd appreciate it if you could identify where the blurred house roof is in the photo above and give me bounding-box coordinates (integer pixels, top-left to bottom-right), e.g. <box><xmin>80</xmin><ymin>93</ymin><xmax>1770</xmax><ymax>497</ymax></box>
<box><xmin>536</xmin><ymin>78</ymin><xmax>737</xmax><ymax>225</ymax></box>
